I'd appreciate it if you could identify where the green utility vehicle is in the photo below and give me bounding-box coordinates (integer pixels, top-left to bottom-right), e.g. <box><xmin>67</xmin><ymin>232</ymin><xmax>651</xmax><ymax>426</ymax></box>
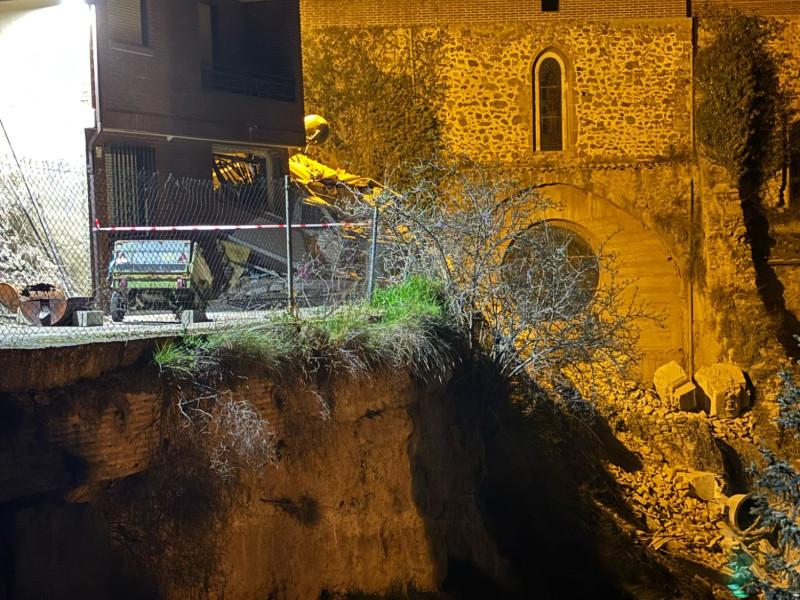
<box><xmin>108</xmin><ymin>239</ymin><xmax>212</xmax><ymax>322</ymax></box>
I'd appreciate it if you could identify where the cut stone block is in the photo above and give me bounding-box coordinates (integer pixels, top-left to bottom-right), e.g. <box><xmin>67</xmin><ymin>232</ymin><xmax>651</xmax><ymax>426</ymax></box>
<box><xmin>180</xmin><ymin>309</ymin><xmax>208</xmax><ymax>326</ymax></box>
<box><xmin>72</xmin><ymin>310</ymin><xmax>103</xmax><ymax>327</ymax></box>
<box><xmin>679</xmin><ymin>470</ymin><xmax>723</xmax><ymax>501</ymax></box>
<box><xmin>694</xmin><ymin>363</ymin><xmax>748</xmax><ymax>418</ymax></box>
<box><xmin>653</xmin><ymin>361</ymin><xmax>696</xmax><ymax>411</ymax></box>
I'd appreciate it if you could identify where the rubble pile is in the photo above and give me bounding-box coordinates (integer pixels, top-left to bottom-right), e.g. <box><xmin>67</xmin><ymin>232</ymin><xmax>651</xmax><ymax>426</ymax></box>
<box><xmin>598</xmin><ymin>368</ymin><xmax>761</xmax><ymax>588</ymax></box>
<box><xmin>608</xmin><ymin>459</ymin><xmax>729</xmax><ymax>571</ymax></box>
<box><xmin>0</xmin><ymin>200</ymin><xmax>61</xmax><ymax>292</ymax></box>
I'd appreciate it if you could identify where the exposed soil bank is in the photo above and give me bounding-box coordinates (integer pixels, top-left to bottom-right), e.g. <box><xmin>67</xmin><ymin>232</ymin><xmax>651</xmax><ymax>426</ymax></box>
<box><xmin>0</xmin><ymin>350</ymin><xmax>710</xmax><ymax>599</ymax></box>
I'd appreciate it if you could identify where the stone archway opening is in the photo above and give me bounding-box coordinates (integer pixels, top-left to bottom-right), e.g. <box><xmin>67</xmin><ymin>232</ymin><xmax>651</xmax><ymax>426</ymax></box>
<box><xmin>521</xmin><ymin>183</ymin><xmax>687</xmax><ymax>382</ymax></box>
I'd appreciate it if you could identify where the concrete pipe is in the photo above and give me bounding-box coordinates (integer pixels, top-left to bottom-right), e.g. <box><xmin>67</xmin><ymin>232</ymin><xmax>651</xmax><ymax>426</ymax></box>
<box><xmin>726</xmin><ymin>493</ymin><xmax>760</xmax><ymax>534</ymax></box>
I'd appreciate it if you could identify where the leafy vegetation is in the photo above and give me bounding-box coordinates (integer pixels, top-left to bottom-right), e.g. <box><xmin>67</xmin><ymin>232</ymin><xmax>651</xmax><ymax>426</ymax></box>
<box><xmin>727</xmin><ymin>341</ymin><xmax>800</xmax><ymax>598</ymax></box>
<box><xmin>302</xmin><ymin>27</ymin><xmax>447</xmax><ymax>186</ymax></box>
<box><xmin>695</xmin><ymin>9</ymin><xmax>789</xmax><ymax>184</ymax></box>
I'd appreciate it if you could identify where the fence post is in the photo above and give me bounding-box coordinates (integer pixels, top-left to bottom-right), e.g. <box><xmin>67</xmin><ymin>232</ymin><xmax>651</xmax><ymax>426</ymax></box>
<box><xmin>284</xmin><ymin>174</ymin><xmax>295</xmax><ymax>313</ymax></box>
<box><xmin>367</xmin><ymin>203</ymin><xmax>379</xmax><ymax>301</ymax></box>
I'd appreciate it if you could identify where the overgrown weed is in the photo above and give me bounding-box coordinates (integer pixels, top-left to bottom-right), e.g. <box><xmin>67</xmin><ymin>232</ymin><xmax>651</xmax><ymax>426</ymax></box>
<box><xmin>152</xmin><ymin>277</ymin><xmax>458</xmax><ymax>381</ymax></box>
<box><xmin>370</xmin><ymin>276</ymin><xmax>444</xmax><ymax>323</ymax></box>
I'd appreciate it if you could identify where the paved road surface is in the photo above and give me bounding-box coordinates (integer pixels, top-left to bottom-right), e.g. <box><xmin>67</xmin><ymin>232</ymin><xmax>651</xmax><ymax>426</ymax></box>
<box><xmin>0</xmin><ymin>305</ymin><xmax>318</xmax><ymax>349</ymax></box>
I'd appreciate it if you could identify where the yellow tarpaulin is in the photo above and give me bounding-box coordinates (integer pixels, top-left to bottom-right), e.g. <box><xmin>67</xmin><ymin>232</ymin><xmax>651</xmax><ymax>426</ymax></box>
<box><xmin>288</xmin><ymin>153</ymin><xmax>400</xmax><ymax>208</ymax></box>
<box><xmin>289</xmin><ymin>153</ymin><xmax>380</xmax><ymax>189</ymax></box>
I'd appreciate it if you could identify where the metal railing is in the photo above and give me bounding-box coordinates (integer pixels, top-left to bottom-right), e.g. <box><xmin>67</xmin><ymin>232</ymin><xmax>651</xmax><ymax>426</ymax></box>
<box><xmin>201</xmin><ymin>61</ymin><xmax>296</xmax><ymax>102</ymax></box>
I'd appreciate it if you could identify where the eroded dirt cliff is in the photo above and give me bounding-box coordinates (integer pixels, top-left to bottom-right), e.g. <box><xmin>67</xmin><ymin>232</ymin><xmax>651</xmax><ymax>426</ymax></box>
<box><xmin>0</xmin><ymin>342</ymin><xmax>748</xmax><ymax>600</ymax></box>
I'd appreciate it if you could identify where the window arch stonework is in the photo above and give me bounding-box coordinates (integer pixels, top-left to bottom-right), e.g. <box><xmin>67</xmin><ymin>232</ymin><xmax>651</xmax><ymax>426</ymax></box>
<box><xmin>533</xmin><ymin>51</ymin><xmax>571</xmax><ymax>153</ymax></box>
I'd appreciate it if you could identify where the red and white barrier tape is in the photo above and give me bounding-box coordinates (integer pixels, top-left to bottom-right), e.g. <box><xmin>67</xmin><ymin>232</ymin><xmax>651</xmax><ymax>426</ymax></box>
<box><xmin>93</xmin><ymin>219</ymin><xmax>370</xmax><ymax>232</ymax></box>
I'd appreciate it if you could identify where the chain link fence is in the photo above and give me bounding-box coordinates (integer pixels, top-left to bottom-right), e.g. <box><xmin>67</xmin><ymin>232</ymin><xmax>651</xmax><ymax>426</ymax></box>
<box><xmin>0</xmin><ymin>155</ymin><xmax>383</xmax><ymax>348</ymax></box>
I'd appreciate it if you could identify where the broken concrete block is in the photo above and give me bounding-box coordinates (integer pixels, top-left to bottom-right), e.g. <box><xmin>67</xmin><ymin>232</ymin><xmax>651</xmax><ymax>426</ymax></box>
<box><xmin>678</xmin><ymin>471</ymin><xmax>723</xmax><ymax>501</ymax></box>
<box><xmin>180</xmin><ymin>309</ymin><xmax>208</xmax><ymax>326</ymax></box>
<box><xmin>653</xmin><ymin>361</ymin><xmax>696</xmax><ymax>411</ymax></box>
<box><xmin>72</xmin><ymin>310</ymin><xmax>103</xmax><ymax>327</ymax></box>
<box><xmin>695</xmin><ymin>363</ymin><xmax>748</xmax><ymax>418</ymax></box>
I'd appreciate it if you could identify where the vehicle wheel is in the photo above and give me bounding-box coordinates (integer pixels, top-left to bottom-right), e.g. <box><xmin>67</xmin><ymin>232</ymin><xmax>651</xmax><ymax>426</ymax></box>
<box><xmin>110</xmin><ymin>291</ymin><xmax>127</xmax><ymax>322</ymax></box>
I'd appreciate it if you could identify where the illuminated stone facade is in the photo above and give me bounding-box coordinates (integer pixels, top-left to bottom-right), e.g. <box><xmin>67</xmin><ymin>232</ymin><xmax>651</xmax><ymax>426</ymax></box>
<box><xmin>427</xmin><ymin>20</ymin><xmax>692</xmax><ymax>164</ymax></box>
<box><xmin>300</xmin><ymin>0</ymin><xmax>800</xmax><ymax>380</ymax></box>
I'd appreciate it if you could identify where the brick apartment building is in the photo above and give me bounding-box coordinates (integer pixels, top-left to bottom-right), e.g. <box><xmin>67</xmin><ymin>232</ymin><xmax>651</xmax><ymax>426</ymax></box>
<box><xmin>94</xmin><ymin>0</ymin><xmax>305</xmax><ymax>209</ymax></box>
<box><xmin>0</xmin><ymin>0</ymin><xmax>306</xmax><ymax>294</ymax></box>
<box><xmin>300</xmin><ymin>0</ymin><xmax>800</xmax><ymax>379</ymax></box>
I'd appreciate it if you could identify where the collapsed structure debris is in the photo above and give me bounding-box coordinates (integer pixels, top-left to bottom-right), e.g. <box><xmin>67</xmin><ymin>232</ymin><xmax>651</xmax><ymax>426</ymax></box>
<box><xmin>695</xmin><ymin>363</ymin><xmax>749</xmax><ymax>418</ymax></box>
<box><xmin>653</xmin><ymin>360</ymin><xmax>697</xmax><ymax>411</ymax></box>
<box><xmin>652</xmin><ymin>361</ymin><xmax>750</xmax><ymax>418</ymax></box>
<box><xmin>603</xmin><ymin>383</ymin><xmax>762</xmax><ymax>583</ymax></box>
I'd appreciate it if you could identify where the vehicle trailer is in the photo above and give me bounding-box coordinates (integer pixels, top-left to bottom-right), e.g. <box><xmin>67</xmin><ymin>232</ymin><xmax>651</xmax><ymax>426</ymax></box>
<box><xmin>108</xmin><ymin>240</ymin><xmax>212</xmax><ymax>322</ymax></box>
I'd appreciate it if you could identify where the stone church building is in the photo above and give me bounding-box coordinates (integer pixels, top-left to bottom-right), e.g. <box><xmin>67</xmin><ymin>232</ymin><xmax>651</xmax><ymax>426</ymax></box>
<box><xmin>300</xmin><ymin>0</ymin><xmax>800</xmax><ymax>381</ymax></box>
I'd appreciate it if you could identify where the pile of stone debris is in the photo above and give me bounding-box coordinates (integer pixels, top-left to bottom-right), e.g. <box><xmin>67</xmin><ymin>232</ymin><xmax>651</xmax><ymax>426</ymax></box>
<box><xmin>608</xmin><ymin>454</ymin><xmax>740</xmax><ymax>573</ymax></box>
<box><xmin>599</xmin><ymin>361</ymin><xmax>764</xmax><ymax>591</ymax></box>
<box><xmin>0</xmin><ymin>201</ymin><xmax>61</xmax><ymax>290</ymax></box>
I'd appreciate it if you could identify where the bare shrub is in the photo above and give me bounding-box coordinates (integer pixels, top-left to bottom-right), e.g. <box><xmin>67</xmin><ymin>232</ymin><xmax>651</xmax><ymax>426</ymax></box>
<box><xmin>372</xmin><ymin>153</ymin><xmax>657</xmax><ymax>409</ymax></box>
<box><xmin>178</xmin><ymin>391</ymin><xmax>277</xmax><ymax>480</ymax></box>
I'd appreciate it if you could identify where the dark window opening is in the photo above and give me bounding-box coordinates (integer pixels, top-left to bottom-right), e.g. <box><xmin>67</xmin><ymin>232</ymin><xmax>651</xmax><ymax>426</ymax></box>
<box><xmin>107</xmin><ymin>0</ymin><xmax>148</xmax><ymax>46</ymax></box>
<box><xmin>105</xmin><ymin>145</ymin><xmax>156</xmax><ymax>226</ymax></box>
<box><xmin>542</xmin><ymin>0</ymin><xmax>559</xmax><ymax>12</ymax></box>
<box><xmin>199</xmin><ymin>1</ymin><xmax>295</xmax><ymax>102</ymax></box>
<box><xmin>538</xmin><ymin>57</ymin><xmax>563</xmax><ymax>151</ymax></box>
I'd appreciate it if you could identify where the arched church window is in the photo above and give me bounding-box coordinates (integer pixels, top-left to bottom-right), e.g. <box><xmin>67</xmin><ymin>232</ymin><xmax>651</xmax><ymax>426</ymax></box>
<box><xmin>534</xmin><ymin>53</ymin><xmax>567</xmax><ymax>152</ymax></box>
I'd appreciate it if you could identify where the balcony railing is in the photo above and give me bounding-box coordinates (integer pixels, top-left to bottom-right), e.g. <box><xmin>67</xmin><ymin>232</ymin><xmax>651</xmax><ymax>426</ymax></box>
<box><xmin>202</xmin><ymin>61</ymin><xmax>296</xmax><ymax>102</ymax></box>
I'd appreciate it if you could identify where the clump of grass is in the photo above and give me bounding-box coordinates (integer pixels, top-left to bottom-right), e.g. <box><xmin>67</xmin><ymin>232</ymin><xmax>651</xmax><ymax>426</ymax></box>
<box><xmin>307</xmin><ymin>277</ymin><xmax>456</xmax><ymax>375</ymax></box>
<box><xmin>153</xmin><ymin>277</ymin><xmax>459</xmax><ymax>381</ymax></box>
<box><xmin>370</xmin><ymin>276</ymin><xmax>445</xmax><ymax>323</ymax></box>
<box><xmin>153</xmin><ymin>320</ymin><xmax>309</xmax><ymax>380</ymax></box>
<box><xmin>203</xmin><ymin>321</ymin><xmax>306</xmax><ymax>369</ymax></box>
<box><xmin>153</xmin><ymin>338</ymin><xmax>199</xmax><ymax>376</ymax></box>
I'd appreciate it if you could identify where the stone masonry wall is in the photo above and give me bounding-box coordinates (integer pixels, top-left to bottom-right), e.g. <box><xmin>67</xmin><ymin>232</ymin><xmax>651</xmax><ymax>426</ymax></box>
<box><xmin>430</xmin><ymin>19</ymin><xmax>693</xmax><ymax>165</ymax></box>
<box><xmin>301</xmin><ymin>6</ymin><xmax>800</xmax><ymax>380</ymax></box>
<box><xmin>695</xmin><ymin>0</ymin><xmax>800</xmax><ymax>17</ymax></box>
<box><xmin>300</xmin><ymin>0</ymin><xmax>687</xmax><ymax>28</ymax></box>
<box><xmin>303</xmin><ymin>20</ymin><xmax>693</xmax><ymax>166</ymax></box>
<box><xmin>302</xmin><ymin>19</ymin><xmax>696</xmax><ymax>380</ymax></box>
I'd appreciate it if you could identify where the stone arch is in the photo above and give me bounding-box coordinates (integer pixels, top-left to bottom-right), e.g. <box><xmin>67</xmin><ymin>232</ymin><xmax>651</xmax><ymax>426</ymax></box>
<box><xmin>534</xmin><ymin>218</ymin><xmax>601</xmax><ymax>254</ymax></box>
<box><xmin>520</xmin><ymin>183</ymin><xmax>687</xmax><ymax>381</ymax></box>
